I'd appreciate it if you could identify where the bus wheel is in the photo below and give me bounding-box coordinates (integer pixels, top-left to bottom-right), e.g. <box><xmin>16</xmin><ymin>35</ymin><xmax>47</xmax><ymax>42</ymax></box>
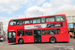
<box><xmin>50</xmin><ymin>37</ymin><xmax>56</xmax><ymax>43</ymax></box>
<box><xmin>18</xmin><ymin>39</ymin><xmax>24</xmax><ymax>44</ymax></box>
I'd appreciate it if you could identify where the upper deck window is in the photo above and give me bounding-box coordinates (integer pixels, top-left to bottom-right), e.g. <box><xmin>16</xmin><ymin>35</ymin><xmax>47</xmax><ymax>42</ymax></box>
<box><xmin>17</xmin><ymin>20</ymin><xmax>23</xmax><ymax>25</ymax></box>
<box><xmin>33</xmin><ymin>18</ymin><xmax>40</xmax><ymax>23</ymax></box>
<box><xmin>41</xmin><ymin>17</ymin><xmax>45</xmax><ymax>23</ymax></box>
<box><xmin>24</xmin><ymin>19</ymin><xmax>32</xmax><ymax>24</ymax></box>
<box><xmin>46</xmin><ymin>17</ymin><xmax>55</xmax><ymax>22</ymax></box>
<box><xmin>55</xmin><ymin>16</ymin><xmax>65</xmax><ymax>21</ymax></box>
<box><xmin>10</xmin><ymin>15</ymin><xmax>65</xmax><ymax>26</ymax></box>
<box><xmin>25</xmin><ymin>20</ymin><xmax>30</xmax><ymax>24</ymax></box>
<box><xmin>10</xmin><ymin>21</ymin><xmax>16</xmax><ymax>25</ymax></box>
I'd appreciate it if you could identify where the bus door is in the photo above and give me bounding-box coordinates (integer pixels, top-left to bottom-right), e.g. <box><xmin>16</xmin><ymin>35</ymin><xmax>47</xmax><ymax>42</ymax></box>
<box><xmin>8</xmin><ymin>32</ymin><xmax>16</xmax><ymax>43</ymax></box>
<box><xmin>34</xmin><ymin>30</ymin><xmax>41</xmax><ymax>42</ymax></box>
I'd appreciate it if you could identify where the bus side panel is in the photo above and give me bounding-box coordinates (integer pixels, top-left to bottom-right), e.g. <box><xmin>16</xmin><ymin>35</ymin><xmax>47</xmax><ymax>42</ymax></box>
<box><xmin>24</xmin><ymin>30</ymin><xmax>34</xmax><ymax>43</ymax></box>
<box><xmin>59</xmin><ymin>21</ymin><xmax>69</xmax><ymax>42</ymax></box>
<box><xmin>16</xmin><ymin>38</ymin><xmax>18</xmax><ymax>43</ymax></box>
<box><xmin>24</xmin><ymin>36</ymin><xmax>34</xmax><ymax>43</ymax></box>
<box><xmin>60</xmin><ymin>28</ymin><xmax>69</xmax><ymax>42</ymax></box>
<box><xmin>41</xmin><ymin>35</ymin><xmax>47</xmax><ymax>42</ymax></box>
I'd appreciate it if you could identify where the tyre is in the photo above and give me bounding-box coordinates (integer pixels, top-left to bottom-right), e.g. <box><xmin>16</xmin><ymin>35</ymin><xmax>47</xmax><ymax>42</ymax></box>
<box><xmin>18</xmin><ymin>39</ymin><xmax>24</xmax><ymax>44</ymax></box>
<box><xmin>50</xmin><ymin>37</ymin><xmax>56</xmax><ymax>43</ymax></box>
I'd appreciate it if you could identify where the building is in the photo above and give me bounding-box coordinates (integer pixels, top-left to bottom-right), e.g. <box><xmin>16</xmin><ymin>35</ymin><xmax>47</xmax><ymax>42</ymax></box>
<box><xmin>0</xmin><ymin>22</ymin><xmax>4</xmax><ymax>36</ymax></box>
<box><xmin>54</xmin><ymin>10</ymin><xmax>75</xmax><ymax>32</ymax></box>
<box><xmin>3</xmin><ymin>30</ymin><xmax>6</xmax><ymax>36</ymax></box>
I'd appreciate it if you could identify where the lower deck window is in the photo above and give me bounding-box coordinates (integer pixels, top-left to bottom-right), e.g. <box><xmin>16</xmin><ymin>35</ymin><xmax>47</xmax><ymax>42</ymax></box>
<box><xmin>42</xmin><ymin>30</ymin><xmax>46</xmax><ymax>35</ymax></box>
<box><xmin>17</xmin><ymin>29</ymin><xmax>24</xmax><ymax>36</ymax></box>
<box><xmin>47</xmin><ymin>29</ymin><xmax>55</xmax><ymax>35</ymax></box>
<box><xmin>25</xmin><ymin>31</ymin><xmax>32</xmax><ymax>36</ymax></box>
<box><xmin>57</xmin><ymin>29</ymin><xmax>60</xmax><ymax>34</ymax></box>
<box><xmin>17</xmin><ymin>31</ymin><xmax>24</xmax><ymax>36</ymax></box>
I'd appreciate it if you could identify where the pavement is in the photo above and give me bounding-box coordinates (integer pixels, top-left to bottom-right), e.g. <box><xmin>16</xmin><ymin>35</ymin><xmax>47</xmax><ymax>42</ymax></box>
<box><xmin>0</xmin><ymin>38</ymin><xmax>75</xmax><ymax>50</ymax></box>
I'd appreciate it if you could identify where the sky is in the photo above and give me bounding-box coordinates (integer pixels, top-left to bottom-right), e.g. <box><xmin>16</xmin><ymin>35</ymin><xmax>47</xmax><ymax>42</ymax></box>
<box><xmin>0</xmin><ymin>0</ymin><xmax>75</xmax><ymax>32</ymax></box>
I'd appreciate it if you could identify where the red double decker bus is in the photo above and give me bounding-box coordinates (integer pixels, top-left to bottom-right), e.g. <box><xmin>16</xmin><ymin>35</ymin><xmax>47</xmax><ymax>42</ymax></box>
<box><xmin>7</xmin><ymin>14</ymin><xmax>69</xmax><ymax>44</ymax></box>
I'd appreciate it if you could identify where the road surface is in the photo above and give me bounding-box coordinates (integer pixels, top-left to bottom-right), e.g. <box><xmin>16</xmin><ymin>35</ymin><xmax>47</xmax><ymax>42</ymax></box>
<box><xmin>0</xmin><ymin>38</ymin><xmax>75</xmax><ymax>50</ymax></box>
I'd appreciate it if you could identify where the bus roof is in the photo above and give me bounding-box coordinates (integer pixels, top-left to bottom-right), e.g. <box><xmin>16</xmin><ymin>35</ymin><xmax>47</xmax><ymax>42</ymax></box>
<box><xmin>10</xmin><ymin>14</ymin><xmax>66</xmax><ymax>21</ymax></box>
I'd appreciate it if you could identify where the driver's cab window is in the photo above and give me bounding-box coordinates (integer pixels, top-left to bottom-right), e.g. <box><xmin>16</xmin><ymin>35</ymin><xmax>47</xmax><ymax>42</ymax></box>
<box><xmin>8</xmin><ymin>32</ymin><xmax>16</xmax><ymax>38</ymax></box>
<box><xmin>8</xmin><ymin>32</ymin><xmax>12</xmax><ymax>38</ymax></box>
